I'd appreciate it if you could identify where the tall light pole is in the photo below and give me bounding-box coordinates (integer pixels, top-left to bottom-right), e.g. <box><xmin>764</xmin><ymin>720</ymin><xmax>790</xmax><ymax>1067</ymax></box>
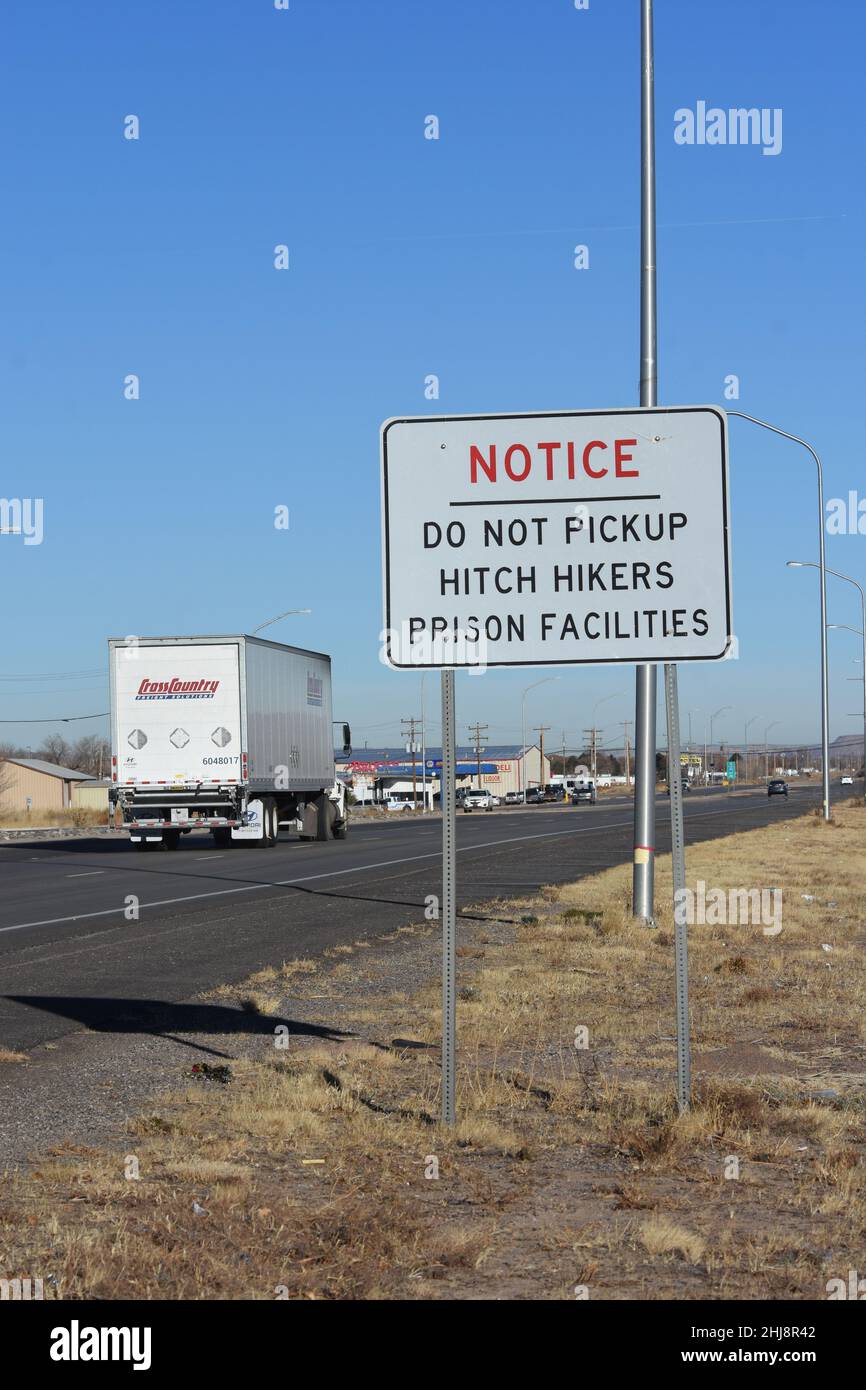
<box><xmin>829</xmin><ymin>619</ymin><xmax>866</xmax><ymax>806</ymax></box>
<box><xmin>787</xmin><ymin>561</ymin><xmax>864</xmax><ymax>803</ymax></box>
<box><xmin>633</xmin><ymin>0</ymin><xmax>658</xmax><ymax>923</ymax></box>
<box><xmin>727</xmin><ymin>410</ymin><xmax>830</xmax><ymax>819</ymax></box>
<box><xmin>764</xmin><ymin>720</ymin><xmax>780</xmax><ymax>781</ymax></box>
<box><xmin>744</xmin><ymin>715</ymin><xmax>759</xmax><ymax>784</ymax></box>
<box><xmin>521</xmin><ymin>677</ymin><xmax>558</xmax><ymax>803</ymax></box>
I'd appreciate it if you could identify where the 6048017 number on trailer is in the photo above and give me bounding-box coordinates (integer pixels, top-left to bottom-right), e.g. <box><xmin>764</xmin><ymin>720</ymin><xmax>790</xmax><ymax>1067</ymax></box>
<box><xmin>108</xmin><ymin>634</ymin><xmax>350</xmax><ymax>850</ymax></box>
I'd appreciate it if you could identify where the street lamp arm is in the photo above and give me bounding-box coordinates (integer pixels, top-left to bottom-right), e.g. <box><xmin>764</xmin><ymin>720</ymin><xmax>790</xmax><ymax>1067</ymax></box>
<box><xmin>727</xmin><ymin>412</ymin><xmax>822</xmax><ymax>475</ymax></box>
<box><xmin>251</xmin><ymin>608</ymin><xmax>312</xmax><ymax>634</ymax></box>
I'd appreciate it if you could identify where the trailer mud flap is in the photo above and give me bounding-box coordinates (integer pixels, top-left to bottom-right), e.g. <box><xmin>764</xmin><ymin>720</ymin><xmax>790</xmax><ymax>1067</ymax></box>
<box><xmin>231</xmin><ymin>799</ymin><xmax>265</xmax><ymax>841</ymax></box>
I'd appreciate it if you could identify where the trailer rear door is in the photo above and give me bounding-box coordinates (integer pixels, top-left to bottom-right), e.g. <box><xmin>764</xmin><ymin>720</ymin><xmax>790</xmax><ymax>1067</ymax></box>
<box><xmin>113</xmin><ymin>641</ymin><xmax>243</xmax><ymax>787</ymax></box>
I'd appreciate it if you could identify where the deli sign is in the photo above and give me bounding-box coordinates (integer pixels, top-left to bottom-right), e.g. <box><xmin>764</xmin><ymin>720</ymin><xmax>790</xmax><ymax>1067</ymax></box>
<box><xmin>380</xmin><ymin>407</ymin><xmax>732</xmax><ymax>669</ymax></box>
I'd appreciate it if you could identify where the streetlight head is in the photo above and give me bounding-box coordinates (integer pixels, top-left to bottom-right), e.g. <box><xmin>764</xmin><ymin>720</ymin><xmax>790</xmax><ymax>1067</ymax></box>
<box><xmin>786</xmin><ymin>560</ymin><xmax>804</xmax><ymax>568</ymax></box>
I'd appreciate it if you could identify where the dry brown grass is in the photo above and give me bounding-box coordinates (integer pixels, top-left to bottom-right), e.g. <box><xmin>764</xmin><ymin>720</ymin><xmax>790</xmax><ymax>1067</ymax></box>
<box><xmin>0</xmin><ymin>806</ymin><xmax>109</xmax><ymax>829</ymax></box>
<box><xmin>2</xmin><ymin>800</ymin><xmax>865</xmax><ymax>1300</ymax></box>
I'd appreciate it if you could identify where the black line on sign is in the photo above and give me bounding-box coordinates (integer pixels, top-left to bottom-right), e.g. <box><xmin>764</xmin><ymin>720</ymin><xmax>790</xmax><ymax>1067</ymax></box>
<box><xmin>449</xmin><ymin>494</ymin><xmax>662</xmax><ymax>507</ymax></box>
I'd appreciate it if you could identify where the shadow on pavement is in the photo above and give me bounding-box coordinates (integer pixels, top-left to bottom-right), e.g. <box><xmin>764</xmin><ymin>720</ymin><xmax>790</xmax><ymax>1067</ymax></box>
<box><xmin>4</xmin><ymin>995</ymin><xmax>353</xmax><ymax>1059</ymax></box>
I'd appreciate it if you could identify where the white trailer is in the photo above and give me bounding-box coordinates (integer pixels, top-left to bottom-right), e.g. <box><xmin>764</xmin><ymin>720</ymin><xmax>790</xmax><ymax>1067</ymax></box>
<box><xmin>108</xmin><ymin>635</ymin><xmax>349</xmax><ymax>850</ymax></box>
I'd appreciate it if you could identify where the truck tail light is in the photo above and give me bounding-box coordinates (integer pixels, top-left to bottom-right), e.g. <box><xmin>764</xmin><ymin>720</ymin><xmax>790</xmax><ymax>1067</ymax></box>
<box><xmin>242</xmin><ymin>752</ymin><xmax>248</xmax><ymax>777</ymax></box>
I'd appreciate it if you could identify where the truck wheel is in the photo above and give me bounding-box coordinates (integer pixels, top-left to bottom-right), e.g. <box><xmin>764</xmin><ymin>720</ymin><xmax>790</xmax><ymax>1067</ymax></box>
<box><xmin>212</xmin><ymin>828</ymin><xmax>231</xmax><ymax>848</ymax></box>
<box><xmin>163</xmin><ymin>831</ymin><xmax>180</xmax><ymax>851</ymax></box>
<box><xmin>316</xmin><ymin>793</ymin><xmax>333</xmax><ymax>841</ymax></box>
<box><xmin>263</xmin><ymin>798</ymin><xmax>278</xmax><ymax>848</ymax></box>
<box><xmin>333</xmin><ymin>819</ymin><xmax>348</xmax><ymax>840</ymax></box>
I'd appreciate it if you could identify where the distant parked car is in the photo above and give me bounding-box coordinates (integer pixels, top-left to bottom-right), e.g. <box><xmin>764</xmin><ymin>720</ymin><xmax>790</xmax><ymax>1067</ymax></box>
<box><xmin>504</xmin><ymin>791</ymin><xmax>523</xmax><ymax>805</ymax></box>
<box><xmin>571</xmin><ymin>783</ymin><xmax>597</xmax><ymax>806</ymax></box>
<box><xmin>463</xmin><ymin>791</ymin><xmax>498</xmax><ymax>812</ymax></box>
<box><xmin>524</xmin><ymin>787</ymin><xmax>545</xmax><ymax>805</ymax></box>
<box><xmin>841</xmin><ymin>775</ymin><xmax>854</xmax><ymax>786</ymax></box>
<box><xmin>385</xmin><ymin>798</ymin><xmax>416</xmax><ymax>812</ymax></box>
<box><xmin>767</xmin><ymin>780</ymin><xmax>788</xmax><ymax>798</ymax></box>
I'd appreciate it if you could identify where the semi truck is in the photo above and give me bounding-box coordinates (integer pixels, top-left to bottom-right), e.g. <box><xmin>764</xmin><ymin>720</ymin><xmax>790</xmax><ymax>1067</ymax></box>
<box><xmin>108</xmin><ymin>634</ymin><xmax>350</xmax><ymax>850</ymax></box>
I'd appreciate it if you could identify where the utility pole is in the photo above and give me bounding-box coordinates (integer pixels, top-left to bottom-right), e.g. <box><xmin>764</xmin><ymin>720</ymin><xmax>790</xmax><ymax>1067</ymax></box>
<box><xmin>583</xmin><ymin>727</ymin><xmax>600</xmax><ymax>782</ymax></box>
<box><xmin>401</xmin><ymin>716</ymin><xmax>421</xmax><ymax>809</ymax></box>
<box><xmin>621</xmin><ymin>721</ymin><xmax>631</xmax><ymax>787</ymax></box>
<box><xmin>468</xmin><ymin>722</ymin><xmax>488</xmax><ymax>791</ymax></box>
<box><xmin>533</xmin><ymin>725</ymin><xmax>550</xmax><ymax>788</ymax></box>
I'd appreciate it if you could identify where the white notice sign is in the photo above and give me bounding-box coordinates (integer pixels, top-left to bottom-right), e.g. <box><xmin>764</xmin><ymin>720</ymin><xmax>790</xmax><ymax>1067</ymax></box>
<box><xmin>380</xmin><ymin>406</ymin><xmax>732</xmax><ymax>669</ymax></box>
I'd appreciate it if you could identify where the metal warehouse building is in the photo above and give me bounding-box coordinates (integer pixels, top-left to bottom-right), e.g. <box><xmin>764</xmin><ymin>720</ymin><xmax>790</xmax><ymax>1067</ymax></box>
<box><xmin>0</xmin><ymin>758</ymin><xmax>91</xmax><ymax>815</ymax></box>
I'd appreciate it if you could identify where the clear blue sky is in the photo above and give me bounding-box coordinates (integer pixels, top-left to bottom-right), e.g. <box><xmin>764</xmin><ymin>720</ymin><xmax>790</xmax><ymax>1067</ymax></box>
<box><xmin>1</xmin><ymin>0</ymin><xmax>864</xmax><ymax>756</ymax></box>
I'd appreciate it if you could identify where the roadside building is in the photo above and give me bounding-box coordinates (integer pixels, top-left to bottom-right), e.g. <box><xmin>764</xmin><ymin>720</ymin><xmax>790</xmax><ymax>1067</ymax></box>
<box><xmin>0</xmin><ymin>758</ymin><xmax>91</xmax><ymax>815</ymax></box>
<box><xmin>72</xmin><ymin>779</ymin><xmax>112</xmax><ymax>814</ymax></box>
<box><xmin>335</xmin><ymin>744</ymin><xmax>550</xmax><ymax>804</ymax></box>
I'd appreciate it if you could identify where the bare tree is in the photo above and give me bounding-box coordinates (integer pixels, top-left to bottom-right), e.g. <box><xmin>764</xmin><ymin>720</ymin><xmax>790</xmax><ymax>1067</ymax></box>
<box><xmin>37</xmin><ymin>734</ymin><xmax>72</xmax><ymax>767</ymax></box>
<box><xmin>68</xmin><ymin>735</ymin><xmax>110</xmax><ymax>777</ymax></box>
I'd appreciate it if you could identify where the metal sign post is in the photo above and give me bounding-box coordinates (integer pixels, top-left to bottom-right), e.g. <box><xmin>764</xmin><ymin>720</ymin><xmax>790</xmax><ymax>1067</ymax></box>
<box><xmin>664</xmin><ymin>662</ymin><xmax>691</xmax><ymax>1111</ymax></box>
<box><xmin>440</xmin><ymin>669</ymin><xmax>457</xmax><ymax>1125</ymax></box>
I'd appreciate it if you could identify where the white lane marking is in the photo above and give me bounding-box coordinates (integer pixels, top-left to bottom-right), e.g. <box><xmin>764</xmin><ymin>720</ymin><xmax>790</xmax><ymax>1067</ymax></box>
<box><xmin>196</xmin><ymin>854</ymin><xmax>222</xmax><ymax>860</ymax></box>
<box><xmin>1</xmin><ymin>818</ymin><xmax>634</xmax><ymax>934</ymax></box>
<box><xmin>66</xmin><ymin>871</ymin><xmax>104</xmax><ymax>878</ymax></box>
<box><xmin>0</xmin><ymin>792</ymin><xmax>817</xmax><ymax>937</ymax></box>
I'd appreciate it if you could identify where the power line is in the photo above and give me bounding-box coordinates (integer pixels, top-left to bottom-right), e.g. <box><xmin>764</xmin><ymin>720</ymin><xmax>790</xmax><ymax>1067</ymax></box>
<box><xmin>0</xmin><ymin>669</ymin><xmax>105</xmax><ymax>682</ymax></box>
<box><xmin>0</xmin><ymin>712</ymin><xmax>109</xmax><ymax>724</ymax></box>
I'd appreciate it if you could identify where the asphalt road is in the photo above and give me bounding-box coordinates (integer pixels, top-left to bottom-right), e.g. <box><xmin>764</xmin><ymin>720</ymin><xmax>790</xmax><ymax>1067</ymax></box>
<box><xmin>0</xmin><ymin>784</ymin><xmax>829</xmax><ymax>1053</ymax></box>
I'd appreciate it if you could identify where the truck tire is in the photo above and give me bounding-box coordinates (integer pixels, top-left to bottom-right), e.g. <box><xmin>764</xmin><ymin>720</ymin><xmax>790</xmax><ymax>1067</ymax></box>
<box><xmin>212</xmin><ymin>828</ymin><xmax>231</xmax><ymax>848</ymax></box>
<box><xmin>333</xmin><ymin>817</ymin><xmax>348</xmax><ymax>840</ymax></box>
<box><xmin>163</xmin><ymin>831</ymin><xmax>180</xmax><ymax>851</ymax></box>
<box><xmin>263</xmin><ymin>798</ymin><xmax>278</xmax><ymax>848</ymax></box>
<box><xmin>316</xmin><ymin>793</ymin><xmax>333</xmax><ymax>841</ymax></box>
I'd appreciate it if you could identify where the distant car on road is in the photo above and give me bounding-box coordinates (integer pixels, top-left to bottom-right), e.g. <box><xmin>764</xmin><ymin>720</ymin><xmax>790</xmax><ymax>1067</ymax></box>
<box><xmin>463</xmin><ymin>791</ymin><xmax>498</xmax><ymax>812</ymax></box>
<box><xmin>571</xmin><ymin>783</ymin><xmax>597</xmax><ymax>806</ymax></box>
<box><xmin>767</xmin><ymin>780</ymin><xmax>788</xmax><ymax>798</ymax></box>
<box><xmin>841</xmin><ymin>775</ymin><xmax>854</xmax><ymax>786</ymax></box>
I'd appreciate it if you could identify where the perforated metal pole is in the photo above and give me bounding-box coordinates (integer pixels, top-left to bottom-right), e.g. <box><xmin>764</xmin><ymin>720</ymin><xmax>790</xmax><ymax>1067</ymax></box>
<box><xmin>440</xmin><ymin>669</ymin><xmax>457</xmax><ymax>1125</ymax></box>
<box><xmin>633</xmin><ymin>0</ymin><xmax>658</xmax><ymax>922</ymax></box>
<box><xmin>664</xmin><ymin>662</ymin><xmax>691</xmax><ymax>1112</ymax></box>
